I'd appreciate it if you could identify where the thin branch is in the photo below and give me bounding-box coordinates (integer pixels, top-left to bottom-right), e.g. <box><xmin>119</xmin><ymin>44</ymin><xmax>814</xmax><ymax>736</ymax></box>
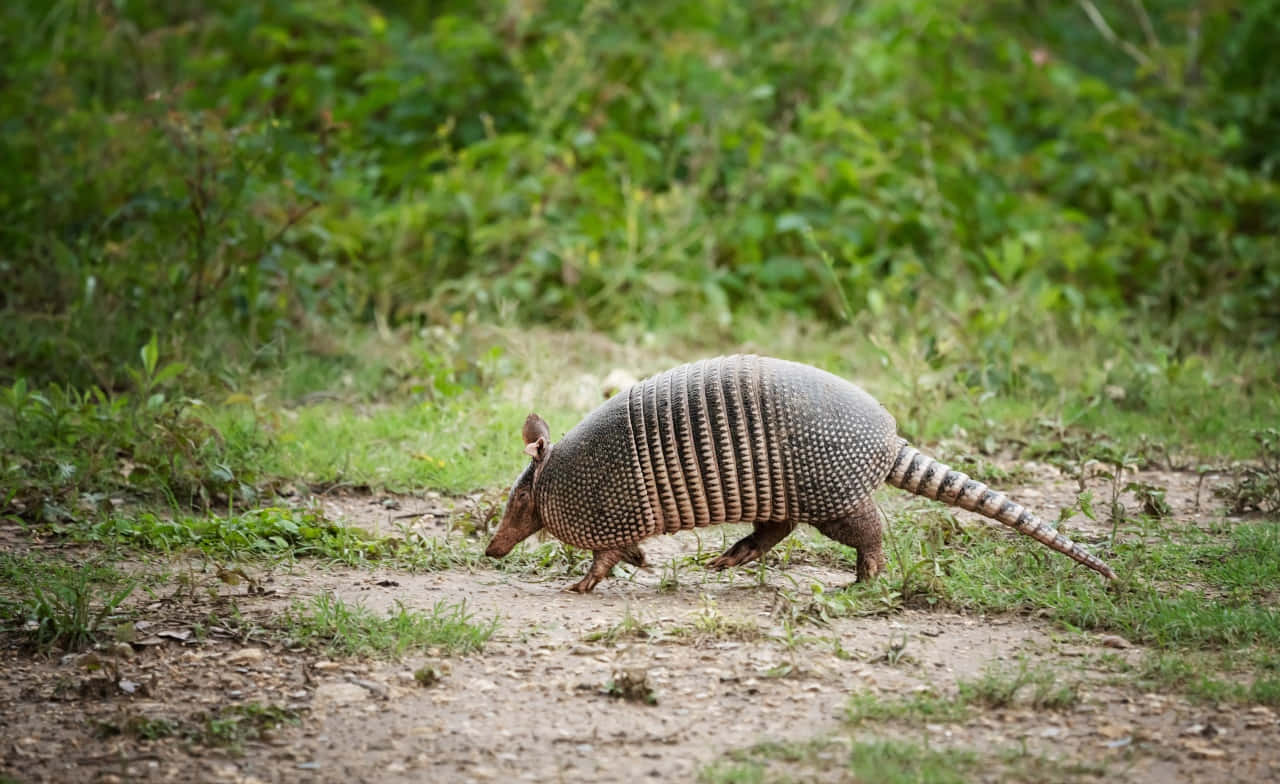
<box><xmin>1126</xmin><ymin>0</ymin><xmax>1162</xmax><ymax>50</ymax></box>
<box><xmin>1076</xmin><ymin>0</ymin><xmax>1153</xmax><ymax>69</ymax></box>
<box><xmin>1184</xmin><ymin>5</ymin><xmax>1203</xmax><ymax>87</ymax></box>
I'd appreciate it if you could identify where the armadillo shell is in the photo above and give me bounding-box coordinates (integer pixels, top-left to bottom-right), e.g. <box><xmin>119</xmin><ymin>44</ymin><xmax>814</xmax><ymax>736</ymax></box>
<box><xmin>538</xmin><ymin>355</ymin><xmax>898</xmax><ymax>551</ymax></box>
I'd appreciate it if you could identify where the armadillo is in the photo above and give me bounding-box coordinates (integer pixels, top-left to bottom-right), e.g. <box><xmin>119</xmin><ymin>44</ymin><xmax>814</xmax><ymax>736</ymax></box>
<box><xmin>485</xmin><ymin>355</ymin><xmax>1116</xmax><ymax>592</ymax></box>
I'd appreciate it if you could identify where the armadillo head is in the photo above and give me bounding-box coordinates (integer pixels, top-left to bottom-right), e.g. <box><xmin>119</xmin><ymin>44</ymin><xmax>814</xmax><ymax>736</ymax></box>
<box><xmin>484</xmin><ymin>413</ymin><xmax>551</xmax><ymax>558</ymax></box>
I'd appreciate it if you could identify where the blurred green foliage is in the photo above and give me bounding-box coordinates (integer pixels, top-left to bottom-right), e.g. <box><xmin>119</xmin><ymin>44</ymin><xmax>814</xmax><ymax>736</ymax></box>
<box><xmin>3</xmin><ymin>0</ymin><xmax>1277</xmax><ymax>390</ymax></box>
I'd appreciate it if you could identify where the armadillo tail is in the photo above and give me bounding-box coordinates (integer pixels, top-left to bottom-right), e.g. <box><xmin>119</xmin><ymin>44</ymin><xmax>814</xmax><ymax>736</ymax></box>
<box><xmin>886</xmin><ymin>441</ymin><xmax>1117</xmax><ymax>580</ymax></box>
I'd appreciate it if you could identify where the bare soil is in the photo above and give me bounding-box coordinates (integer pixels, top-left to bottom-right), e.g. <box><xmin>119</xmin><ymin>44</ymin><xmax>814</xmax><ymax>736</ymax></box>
<box><xmin>3</xmin><ymin>466</ymin><xmax>1277</xmax><ymax>783</ymax></box>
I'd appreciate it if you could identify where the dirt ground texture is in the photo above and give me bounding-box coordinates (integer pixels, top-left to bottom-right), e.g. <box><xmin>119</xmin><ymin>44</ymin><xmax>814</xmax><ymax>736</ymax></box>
<box><xmin>2</xmin><ymin>465</ymin><xmax>1277</xmax><ymax>784</ymax></box>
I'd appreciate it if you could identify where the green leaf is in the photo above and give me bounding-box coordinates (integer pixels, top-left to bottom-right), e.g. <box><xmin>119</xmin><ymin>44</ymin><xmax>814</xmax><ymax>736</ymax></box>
<box><xmin>150</xmin><ymin>362</ymin><xmax>187</xmax><ymax>388</ymax></box>
<box><xmin>775</xmin><ymin>213</ymin><xmax>809</xmax><ymax>233</ymax></box>
<box><xmin>140</xmin><ymin>336</ymin><xmax>159</xmax><ymax>379</ymax></box>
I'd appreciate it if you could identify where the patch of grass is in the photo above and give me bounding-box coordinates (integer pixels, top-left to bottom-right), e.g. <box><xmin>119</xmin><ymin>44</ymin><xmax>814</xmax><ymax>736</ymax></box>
<box><xmin>704</xmin><ymin>735</ymin><xmax>1107</xmax><ymax>784</ymax></box>
<box><xmin>846</xmin><ymin>690</ymin><xmax>971</xmax><ymax>725</ymax></box>
<box><xmin>818</xmin><ymin>509</ymin><xmax>1280</xmax><ymax>651</ymax></box>
<box><xmin>182</xmin><ymin>323</ymin><xmax>1278</xmax><ymax>521</ymax></box>
<box><xmin>1100</xmin><ymin>649</ymin><xmax>1280</xmax><ymax>707</ymax></box>
<box><xmin>281</xmin><ymin>593</ymin><xmax>497</xmax><ymax>658</ymax></box>
<box><xmin>959</xmin><ymin>660</ymin><xmax>1080</xmax><ymax>711</ymax></box>
<box><xmin>393</xmin><ymin>533</ymin><xmax>490</xmax><ymax>572</ymax></box>
<box><xmin>85</xmin><ymin>507</ymin><xmax>388</xmax><ymax>564</ymax></box>
<box><xmin>673</xmin><ymin>597</ymin><xmax>764</xmax><ymax>644</ymax></box>
<box><xmin>211</xmin><ymin>395</ymin><xmax>568</xmax><ymax>496</ymax></box>
<box><xmin>96</xmin><ymin>714</ymin><xmax>182</xmax><ymax>741</ymax></box>
<box><xmin>76</xmin><ymin>501</ymin><xmax>606</xmax><ymax>584</ymax></box>
<box><xmin>847</xmin><ymin>660</ymin><xmax>1078</xmax><ymax>727</ymax></box>
<box><xmin>0</xmin><ymin>554</ymin><xmax>136</xmax><ymax>651</ymax></box>
<box><xmin>846</xmin><ymin>741</ymin><xmax>980</xmax><ymax>784</ymax></box>
<box><xmin>700</xmin><ymin>739</ymin><xmax>826</xmax><ymax>784</ymax></box>
<box><xmin>701</xmin><ymin>738</ymin><xmax>984</xmax><ymax>784</ymax></box>
<box><xmin>197</xmin><ymin>703</ymin><xmax>300</xmax><ymax>749</ymax></box>
<box><xmin>908</xmin><ymin>343</ymin><xmax>1280</xmax><ymax>465</ymax></box>
<box><xmin>698</xmin><ymin>761</ymin><xmax>767</xmax><ymax>784</ymax></box>
<box><xmin>492</xmin><ymin>540</ymin><xmax>593</xmax><ymax>581</ymax></box>
<box><xmin>583</xmin><ymin>606</ymin><xmax>659</xmax><ymax>644</ymax></box>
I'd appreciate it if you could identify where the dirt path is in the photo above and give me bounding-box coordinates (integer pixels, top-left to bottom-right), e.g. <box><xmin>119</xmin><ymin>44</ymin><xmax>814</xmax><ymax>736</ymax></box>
<box><xmin>3</xmin><ymin>467</ymin><xmax>1276</xmax><ymax>783</ymax></box>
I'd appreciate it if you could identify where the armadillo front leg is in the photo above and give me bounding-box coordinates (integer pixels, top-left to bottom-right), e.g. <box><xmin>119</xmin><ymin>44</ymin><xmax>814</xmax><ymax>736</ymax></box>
<box><xmin>707</xmin><ymin>520</ymin><xmax>798</xmax><ymax>570</ymax></box>
<box><xmin>812</xmin><ymin>496</ymin><xmax>886</xmax><ymax>582</ymax></box>
<box><xmin>567</xmin><ymin>546</ymin><xmax>647</xmax><ymax>593</ymax></box>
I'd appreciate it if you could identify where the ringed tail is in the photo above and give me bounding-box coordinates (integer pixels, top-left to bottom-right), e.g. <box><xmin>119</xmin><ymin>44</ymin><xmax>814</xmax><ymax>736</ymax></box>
<box><xmin>886</xmin><ymin>441</ymin><xmax>1117</xmax><ymax>580</ymax></box>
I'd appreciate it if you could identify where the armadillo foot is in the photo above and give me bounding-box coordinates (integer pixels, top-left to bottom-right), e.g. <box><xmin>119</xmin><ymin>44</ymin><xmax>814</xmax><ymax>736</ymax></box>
<box><xmin>566</xmin><ymin>574</ymin><xmax>601</xmax><ymax>593</ymax></box>
<box><xmin>565</xmin><ymin>549</ymin><xmax>627</xmax><ymax>593</ymax></box>
<box><xmin>707</xmin><ymin>539</ymin><xmax>764</xmax><ymax>570</ymax></box>
<box><xmin>855</xmin><ymin>547</ymin><xmax>887</xmax><ymax>582</ymax></box>
<box><xmin>708</xmin><ymin>520</ymin><xmax>796</xmax><ymax>571</ymax></box>
<box><xmin>814</xmin><ymin>498</ymin><xmax>886</xmax><ymax>582</ymax></box>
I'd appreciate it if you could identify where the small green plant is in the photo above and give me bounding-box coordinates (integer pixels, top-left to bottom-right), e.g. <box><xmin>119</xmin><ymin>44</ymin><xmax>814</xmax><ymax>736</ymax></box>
<box><xmin>657</xmin><ymin>557</ymin><xmax>682</xmax><ymax>593</ymax></box>
<box><xmin>873</xmin><ymin>634</ymin><xmax>915</xmax><ymax>667</ymax></box>
<box><xmin>281</xmin><ymin>593</ymin><xmax>497</xmax><ymax>658</ymax></box>
<box><xmin>673</xmin><ymin>596</ymin><xmax>762</xmax><ymax>643</ymax></box>
<box><xmin>195</xmin><ymin>703</ymin><xmax>301</xmax><ymax>749</ymax></box>
<box><xmin>583</xmin><ymin>605</ymin><xmax>658</xmax><ymax>644</ymax></box>
<box><xmin>1126</xmin><ymin>480</ymin><xmax>1172</xmax><ymax>519</ymax></box>
<box><xmin>1216</xmin><ymin>429</ymin><xmax>1280</xmax><ymax>514</ymax></box>
<box><xmin>0</xmin><ymin>554</ymin><xmax>136</xmax><ymax>651</ymax></box>
<box><xmin>604</xmin><ymin>668</ymin><xmax>658</xmax><ymax>705</ymax></box>
<box><xmin>413</xmin><ymin>664</ymin><xmax>446</xmax><ymax>687</ymax></box>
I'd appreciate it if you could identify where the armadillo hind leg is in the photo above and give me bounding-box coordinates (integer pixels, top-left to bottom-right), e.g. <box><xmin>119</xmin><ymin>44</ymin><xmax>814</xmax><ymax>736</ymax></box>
<box><xmin>707</xmin><ymin>519</ymin><xmax>798</xmax><ymax>571</ymax></box>
<box><xmin>812</xmin><ymin>496</ymin><xmax>886</xmax><ymax>582</ymax></box>
<box><xmin>567</xmin><ymin>549</ymin><xmax>629</xmax><ymax>593</ymax></box>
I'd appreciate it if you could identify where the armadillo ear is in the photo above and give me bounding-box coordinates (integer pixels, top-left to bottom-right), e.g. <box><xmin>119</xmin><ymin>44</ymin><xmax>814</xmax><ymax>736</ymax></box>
<box><xmin>523</xmin><ymin>436</ymin><xmax>547</xmax><ymax>461</ymax></box>
<box><xmin>522</xmin><ymin>413</ymin><xmax>550</xmax><ymax>446</ymax></box>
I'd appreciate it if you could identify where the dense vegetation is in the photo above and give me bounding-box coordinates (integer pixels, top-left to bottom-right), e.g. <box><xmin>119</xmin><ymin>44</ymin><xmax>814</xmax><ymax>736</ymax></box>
<box><xmin>4</xmin><ymin>0</ymin><xmax>1278</xmax><ymax>389</ymax></box>
<box><xmin>1</xmin><ymin>0</ymin><xmax>1277</xmax><ymax>520</ymax></box>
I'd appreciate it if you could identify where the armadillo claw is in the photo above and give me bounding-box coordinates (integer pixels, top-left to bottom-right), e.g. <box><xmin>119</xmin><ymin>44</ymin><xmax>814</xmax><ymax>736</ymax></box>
<box><xmin>707</xmin><ymin>533</ymin><xmax>768</xmax><ymax>570</ymax></box>
<box><xmin>707</xmin><ymin>546</ymin><xmax>761</xmax><ymax>571</ymax></box>
<box><xmin>565</xmin><ymin>575</ymin><xmax>600</xmax><ymax>593</ymax></box>
<box><xmin>855</xmin><ymin>548</ymin><xmax>887</xmax><ymax>582</ymax></box>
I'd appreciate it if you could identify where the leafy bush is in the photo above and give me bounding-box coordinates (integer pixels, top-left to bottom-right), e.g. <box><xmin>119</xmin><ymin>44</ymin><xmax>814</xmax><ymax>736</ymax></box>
<box><xmin>2</xmin><ymin>0</ymin><xmax>1277</xmax><ymax>392</ymax></box>
<box><xmin>0</xmin><ymin>338</ymin><xmax>265</xmax><ymax>521</ymax></box>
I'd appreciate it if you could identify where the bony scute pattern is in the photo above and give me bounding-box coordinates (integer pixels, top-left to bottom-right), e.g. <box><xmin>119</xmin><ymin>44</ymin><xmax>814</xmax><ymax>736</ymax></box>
<box><xmin>886</xmin><ymin>443</ymin><xmax>1118</xmax><ymax>580</ymax></box>
<box><xmin>486</xmin><ymin>354</ymin><xmax>1118</xmax><ymax>592</ymax></box>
